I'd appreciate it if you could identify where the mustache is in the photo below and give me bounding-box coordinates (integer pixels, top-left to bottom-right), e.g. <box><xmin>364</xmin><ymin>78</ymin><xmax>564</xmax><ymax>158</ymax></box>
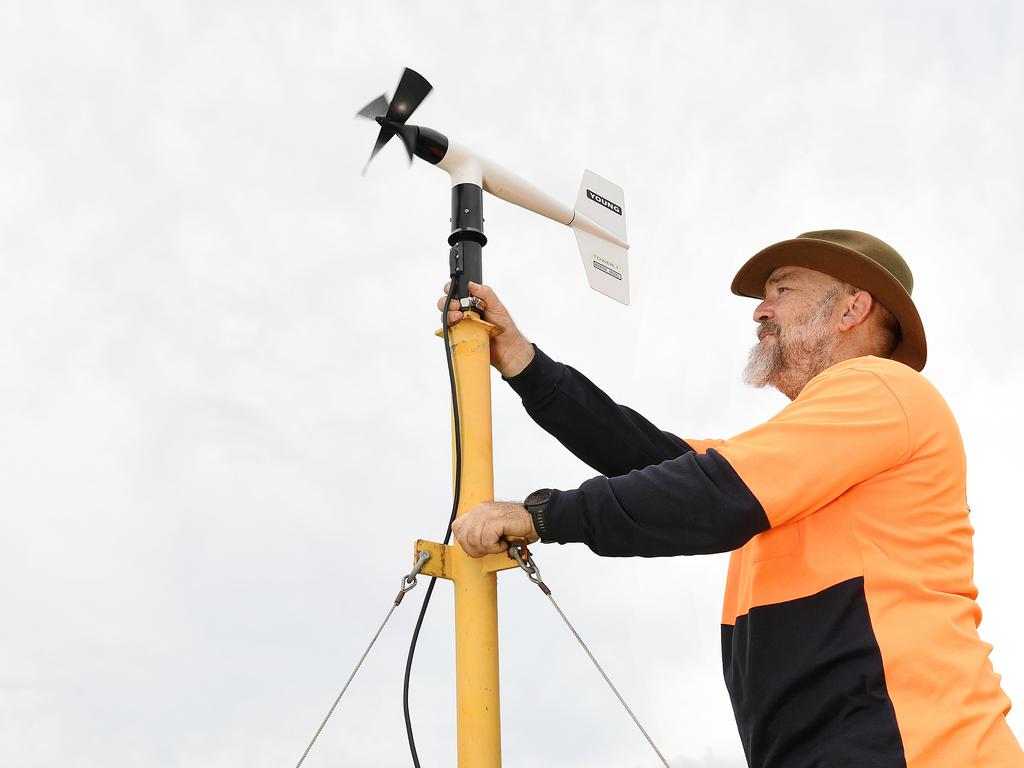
<box><xmin>757</xmin><ymin>320</ymin><xmax>782</xmax><ymax>341</ymax></box>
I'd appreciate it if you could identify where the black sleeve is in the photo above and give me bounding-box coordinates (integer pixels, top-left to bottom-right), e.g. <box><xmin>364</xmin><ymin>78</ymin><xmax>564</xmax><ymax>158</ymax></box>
<box><xmin>542</xmin><ymin>448</ymin><xmax>769</xmax><ymax>557</ymax></box>
<box><xmin>505</xmin><ymin>346</ymin><xmax>695</xmax><ymax>476</ymax></box>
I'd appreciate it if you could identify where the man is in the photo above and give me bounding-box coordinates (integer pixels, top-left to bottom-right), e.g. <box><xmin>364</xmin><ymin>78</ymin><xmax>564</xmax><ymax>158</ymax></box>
<box><xmin>440</xmin><ymin>230</ymin><xmax>1023</xmax><ymax>767</ymax></box>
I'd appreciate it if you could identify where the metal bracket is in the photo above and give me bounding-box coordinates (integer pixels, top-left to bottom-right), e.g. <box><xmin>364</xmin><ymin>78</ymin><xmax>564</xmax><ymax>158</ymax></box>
<box><xmin>415</xmin><ymin>539</ymin><xmax>522</xmax><ymax>580</ymax></box>
<box><xmin>416</xmin><ymin>539</ymin><xmax>453</xmax><ymax>580</ymax></box>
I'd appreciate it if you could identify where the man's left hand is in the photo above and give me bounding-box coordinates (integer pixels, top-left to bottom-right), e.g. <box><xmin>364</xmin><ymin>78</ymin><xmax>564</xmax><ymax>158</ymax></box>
<box><xmin>451</xmin><ymin>501</ymin><xmax>539</xmax><ymax>557</ymax></box>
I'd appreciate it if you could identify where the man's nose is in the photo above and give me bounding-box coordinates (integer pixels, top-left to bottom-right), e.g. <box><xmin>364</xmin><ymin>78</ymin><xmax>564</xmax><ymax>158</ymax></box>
<box><xmin>753</xmin><ymin>299</ymin><xmax>773</xmax><ymax>323</ymax></box>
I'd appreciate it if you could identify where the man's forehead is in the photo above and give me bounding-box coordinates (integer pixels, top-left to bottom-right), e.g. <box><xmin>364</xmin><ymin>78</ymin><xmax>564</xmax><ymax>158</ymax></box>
<box><xmin>766</xmin><ymin>266</ymin><xmax>828</xmax><ymax>285</ymax></box>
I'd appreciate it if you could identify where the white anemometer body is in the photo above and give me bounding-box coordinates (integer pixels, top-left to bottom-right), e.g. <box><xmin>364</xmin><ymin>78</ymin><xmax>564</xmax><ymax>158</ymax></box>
<box><xmin>438</xmin><ymin>140</ymin><xmax>631</xmax><ymax>304</ymax></box>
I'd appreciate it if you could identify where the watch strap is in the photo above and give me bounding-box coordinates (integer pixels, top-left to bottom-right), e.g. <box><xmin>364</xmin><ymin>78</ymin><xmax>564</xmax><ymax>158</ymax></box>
<box><xmin>524</xmin><ymin>488</ymin><xmax>554</xmax><ymax>543</ymax></box>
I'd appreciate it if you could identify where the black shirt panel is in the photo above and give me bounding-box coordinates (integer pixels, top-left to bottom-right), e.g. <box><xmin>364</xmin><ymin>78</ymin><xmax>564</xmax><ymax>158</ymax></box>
<box><xmin>505</xmin><ymin>345</ymin><xmax>694</xmax><ymax>476</ymax></box>
<box><xmin>545</xmin><ymin>448</ymin><xmax>769</xmax><ymax>556</ymax></box>
<box><xmin>722</xmin><ymin>577</ymin><xmax>907</xmax><ymax>768</ymax></box>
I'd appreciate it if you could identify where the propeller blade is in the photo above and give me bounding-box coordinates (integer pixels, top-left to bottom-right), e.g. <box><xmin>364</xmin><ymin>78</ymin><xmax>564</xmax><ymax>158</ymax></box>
<box><xmin>384</xmin><ymin>68</ymin><xmax>431</xmax><ymax>124</ymax></box>
<box><xmin>356</xmin><ymin>94</ymin><xmax>389</xmax><ymax>120</ymax></box>
<box><xmin>391</xmin><ymin>122</ymin><xmax>418</xmax><ymax>162</ymax></box>
<box><xmin>362</xmin><ymin>122</ymin><xmax>396</xmax><ymax>176</ymax></box>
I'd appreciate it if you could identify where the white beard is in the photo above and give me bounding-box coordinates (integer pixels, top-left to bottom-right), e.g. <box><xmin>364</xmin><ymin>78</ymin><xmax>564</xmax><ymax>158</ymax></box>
<box><xmin>743</xmin><ymin>290</ymin><xmax>838</xmax><ymax>391</ymax></box>
<box><xmin>742</xmin><ymin>333</ymin><xmax>782</xmax><ymax>388</ymax></box>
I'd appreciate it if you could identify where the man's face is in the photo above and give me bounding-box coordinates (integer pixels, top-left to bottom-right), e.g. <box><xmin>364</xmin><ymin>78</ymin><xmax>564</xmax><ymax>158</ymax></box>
<box><xmin>743</xmin><ymin>266</ymin><xmax>843</xmax><ymax>390</ymax></box>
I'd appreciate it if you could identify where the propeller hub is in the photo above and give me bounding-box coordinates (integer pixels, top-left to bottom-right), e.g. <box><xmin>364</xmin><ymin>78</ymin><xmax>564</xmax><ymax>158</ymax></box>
<box><xmin>356</xmin><ymin>67</ymin><xmax>433</xmax><ymax>174</ymax></box>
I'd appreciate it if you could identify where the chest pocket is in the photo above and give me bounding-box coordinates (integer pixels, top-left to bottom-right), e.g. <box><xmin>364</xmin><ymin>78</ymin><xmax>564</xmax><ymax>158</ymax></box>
<box><xmin>737</xmin><ymin>501</ymin><xmax>861</xmax><ymax>615</ymax></box>
<box><xmin>751</xmin><ymin>520</ymin><xmax>803</xmax><ymax>562</ymax></box>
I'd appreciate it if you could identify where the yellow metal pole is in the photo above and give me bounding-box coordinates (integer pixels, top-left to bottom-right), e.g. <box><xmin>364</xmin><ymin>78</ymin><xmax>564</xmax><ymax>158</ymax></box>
<box><xmin>447</xmin><ymin>310</ymin><xmax>502</xmax><ymax>768</ymax></box>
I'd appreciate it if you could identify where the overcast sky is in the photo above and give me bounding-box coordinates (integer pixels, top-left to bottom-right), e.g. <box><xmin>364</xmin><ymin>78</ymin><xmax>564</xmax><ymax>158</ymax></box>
<box><xmin>2</xmin><ymin>1</ymin><xmax>1022</xmax><ymax>766</ymax></box>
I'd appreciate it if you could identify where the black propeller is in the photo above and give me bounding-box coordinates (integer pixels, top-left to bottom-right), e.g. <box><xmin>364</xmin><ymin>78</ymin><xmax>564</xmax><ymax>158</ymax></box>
<box><xmin>355</xmin><ymin>68</ymin><xmax>432</xmax><ymax>174</ymax></box>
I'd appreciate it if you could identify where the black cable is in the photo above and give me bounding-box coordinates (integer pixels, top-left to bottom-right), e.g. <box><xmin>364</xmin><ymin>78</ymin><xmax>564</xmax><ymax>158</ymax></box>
<box><xmin>403</xmin><ymin>276</ymin><xmax>464</xmax><ymax>767</ymax></box>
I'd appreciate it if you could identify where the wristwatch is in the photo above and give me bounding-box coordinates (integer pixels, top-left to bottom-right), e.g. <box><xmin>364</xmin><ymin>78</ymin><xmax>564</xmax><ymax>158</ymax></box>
<box><xmin>524</xmin><ymin>488</ymin><xmax>554</xmax><ymax>543</ymax></box>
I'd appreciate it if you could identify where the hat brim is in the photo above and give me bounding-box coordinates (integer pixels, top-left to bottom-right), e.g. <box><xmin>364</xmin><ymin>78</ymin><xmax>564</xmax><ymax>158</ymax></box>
<box><xmin>731</xmin><ymin>238</ymin><xmax>927</xmax><ymax>371</ymax></box>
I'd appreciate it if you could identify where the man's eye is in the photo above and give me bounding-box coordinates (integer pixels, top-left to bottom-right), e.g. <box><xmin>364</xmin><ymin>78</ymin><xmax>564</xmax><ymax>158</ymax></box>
<box><xmin>777</xmin><ymin>286</ymin><xmax>789</xmax><ymax>294</ymax></box>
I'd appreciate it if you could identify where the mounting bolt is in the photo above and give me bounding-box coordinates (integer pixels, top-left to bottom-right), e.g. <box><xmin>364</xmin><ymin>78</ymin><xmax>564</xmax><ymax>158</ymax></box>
<box><xmin>464</xmin><ymin>208</ymin><xmax>470</xmax><ymax>214</ymax></box>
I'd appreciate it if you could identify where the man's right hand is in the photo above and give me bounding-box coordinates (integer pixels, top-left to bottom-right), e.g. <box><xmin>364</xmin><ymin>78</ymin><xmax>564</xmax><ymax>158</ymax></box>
<box><xmin>437</xmin><ymin>282</ymin><xmax>536</xmax><ymax>378</ymax></box>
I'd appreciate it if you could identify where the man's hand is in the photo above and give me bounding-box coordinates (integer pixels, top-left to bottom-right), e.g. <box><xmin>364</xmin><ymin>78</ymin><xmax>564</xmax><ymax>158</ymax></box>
<box><xmin>437</xmin><ymin>282</ymin><xmax>535</xmax><ymax>378</ymax></box>
<box><xmin>451</xmin><ymin>501</ymin><xmax>539</xmax><ymax>558</ymax></box>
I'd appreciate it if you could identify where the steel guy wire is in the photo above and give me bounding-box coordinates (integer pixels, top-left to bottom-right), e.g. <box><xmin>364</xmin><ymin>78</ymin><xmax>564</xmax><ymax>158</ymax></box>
<box><xmin>294</xmin><ymin>550</ymin><xmax>431</xmax><ymax>768</ymax></box>
<box><xmin>509</xmin><ymin>545</ymin><xmax>672</xmax><ymax>768</ymax></box>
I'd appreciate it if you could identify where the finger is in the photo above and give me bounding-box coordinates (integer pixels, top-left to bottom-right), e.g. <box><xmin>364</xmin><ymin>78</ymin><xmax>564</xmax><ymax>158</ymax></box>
<box><xmin>443</xmin><ymin>281</ymin><xmax>451</xmax><ymax>292</ymax></box>
<box><xmin>458</xmin><ymin>523</ymin><xmax>478</xmax><ymax>557</ymax></box>
<box><xmin>472</xmin><ymin>514</ymin><xmax>495</xmax><ymax>558</ymax></box>
<box><xmin>447</xmin><ymin>309</ymin><xmax>463</xmax><ymax>326</ymax></box>
<box><xmin>491</xmin><ymin>539</ymin><xmax>509</xmax><ymax>555</ymax></box>
<box><xmin>479</xmin><ymin>521</ymin><xmax>500</xmax><ymax>555</ymax></box>
<box><xmin>454</xmin><ymin>516</ymin><xmax>481</xmax><ymax>555</ymax></box>
<box><xmin>469</xmin><ymin>283</ymin><xmax>503</xmax><ymax>312</ymax></box>
<box><xmin>466</xmin><ymin>515</ymin><xmax>485</xmax><ymax>556</ymax></box>
<box><xmin>488</xmin><ymin>525</ymin><xmax>511</xmax><ymax>554</ymax></box>
<box><xmin>437</xmin><ymin>296</ymin><xmax>460</xmax><ymax>312</ymax></box>
<box><xmin>485</xmin><ymin>512</ymin><xmax>513</xmax><ymax>555</ymax></box>
<box><xmin>469</xmin><ymin>282</ymin><xmax>497</xmax><ymax>300</ymax></box>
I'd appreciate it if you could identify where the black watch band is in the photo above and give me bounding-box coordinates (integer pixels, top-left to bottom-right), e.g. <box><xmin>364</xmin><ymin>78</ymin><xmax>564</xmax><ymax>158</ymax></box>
<box><xmin>524</xmin><ymin>488</ymin><xmax>554</xmax><ymax>543</ymax></box>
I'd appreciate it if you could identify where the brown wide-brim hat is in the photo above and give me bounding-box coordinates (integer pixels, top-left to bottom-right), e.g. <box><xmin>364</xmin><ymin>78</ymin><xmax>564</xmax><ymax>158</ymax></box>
<box><xmin>731</xmin><ymin>229</ymin><xmax>927</xmax><ymax>371</ymax></box>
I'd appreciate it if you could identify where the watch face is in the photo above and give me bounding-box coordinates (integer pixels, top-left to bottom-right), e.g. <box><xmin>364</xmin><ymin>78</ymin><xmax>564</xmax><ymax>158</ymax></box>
<box><xmin>525</xmin><ymin>489</ymin><xmax>552</xmax><ymax>507</ymax></box>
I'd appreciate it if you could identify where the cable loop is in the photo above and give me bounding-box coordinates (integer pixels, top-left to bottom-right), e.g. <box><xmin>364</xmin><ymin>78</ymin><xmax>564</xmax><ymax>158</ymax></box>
<box><xmin>508</xmin><ymin>542</ymin><xmax>550</xmax><ymax>595</ymax></box>
<box><xmin>399</xmin><ymin>550</ymin><xmax>432</xmax><ymax>597</ymax></box>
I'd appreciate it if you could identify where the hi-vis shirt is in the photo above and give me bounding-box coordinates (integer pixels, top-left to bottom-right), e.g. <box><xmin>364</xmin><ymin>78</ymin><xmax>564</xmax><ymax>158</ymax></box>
<box><xmin>507</xmin><ymin>347</ymin><xmax>1023</xmax><ymax>767</ymax></box>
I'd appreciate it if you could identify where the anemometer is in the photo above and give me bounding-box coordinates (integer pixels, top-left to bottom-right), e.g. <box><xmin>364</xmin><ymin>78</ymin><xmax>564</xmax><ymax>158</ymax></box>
<box><xmin>356</xmin><ymin>67</ymin><xmax>632</xmax><ymax>305</ymax></box>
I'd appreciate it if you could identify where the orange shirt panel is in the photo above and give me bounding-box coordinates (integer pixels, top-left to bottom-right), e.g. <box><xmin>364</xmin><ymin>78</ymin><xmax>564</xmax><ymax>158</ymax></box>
<box><xmin>696</xmin><ymin>356</ymin><xmax>1022</xmax><ymax>765</ymax></box>
<box><xmin>714</xmin><ymin>361</ymin><xmax>911</xmax><ymax>529</ymax></box>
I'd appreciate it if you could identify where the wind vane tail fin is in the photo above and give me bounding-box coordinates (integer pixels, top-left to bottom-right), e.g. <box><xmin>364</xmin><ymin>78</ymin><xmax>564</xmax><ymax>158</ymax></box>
<box><xmin>572</xmin><ymin>169</ymin><xmax>629</xmax><ymax>305</ymax></box>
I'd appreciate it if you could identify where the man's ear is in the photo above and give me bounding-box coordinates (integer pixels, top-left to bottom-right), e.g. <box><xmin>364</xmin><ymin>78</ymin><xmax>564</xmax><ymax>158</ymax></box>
<box><xmin>839</xmin><ymin>290</ymin><xmax>874</xmax><ymax>331</ymax></box>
